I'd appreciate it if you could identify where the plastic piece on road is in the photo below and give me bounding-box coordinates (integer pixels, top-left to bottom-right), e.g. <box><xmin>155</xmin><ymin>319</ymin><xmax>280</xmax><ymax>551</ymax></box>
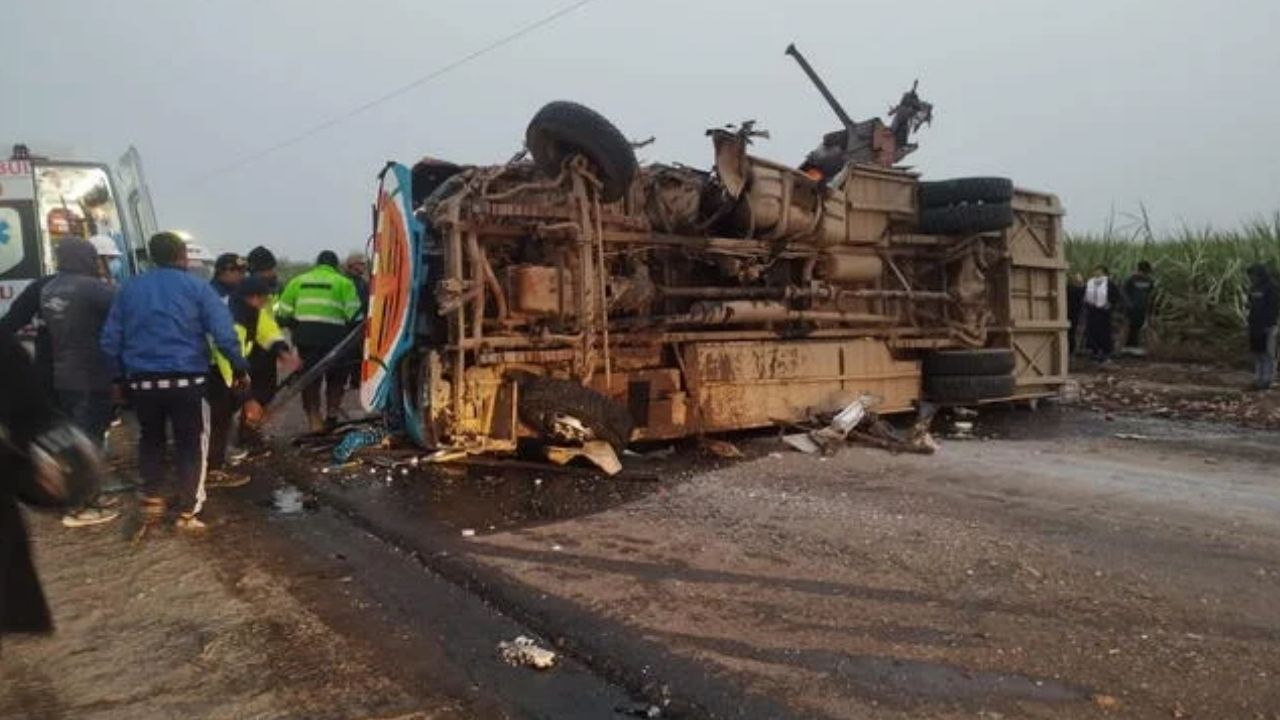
<box><xmin>331</xmin><ymin>426</ymin><xmax>388</xmax><ymax>463</ymax></box>
<box><xmin>497</xmin><ymin>636</ymin><xmax>558</xmax><ymax>670</ymax></box>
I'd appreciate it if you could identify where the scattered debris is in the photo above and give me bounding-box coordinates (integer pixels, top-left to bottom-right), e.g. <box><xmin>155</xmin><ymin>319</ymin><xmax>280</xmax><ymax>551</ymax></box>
<box><xmin>1092</xmin><ymin>693</ymin><xmax>1120</xmax><ymax>711</ymax></box>
<box><xmin>699</xmin><ymin>437</ymin><xmax>744</xmax><ymax>459</ymax></box>
<box><xmin>782</xmin><ymin>395</ymin><xmax>876</xmax><ymax>455</ymax></box>
<box><xmin>615</xmin><ymin>702</ymin><xmax>662</xmax><ymax>718</ymax></box>
<box><xmin>425</xmin><ymin>448</ymin><xmax>470</xmax><ymax>464</ymax></box>
<box><xmin>1114</xmin><ymin>433</ymin><xmax>1157</xmax><ymax>441</ymax></box>
<box><xmin>624</xmin><ymin>445</ymin><xmax>676</xmax><ymax>460</ymax></box>
<box><xmin>497</xmin><ymin>636</ymin><xmax>558</xmax><ymax>670</ymax></box>
<box><xmin>331</xmin><ymin>426</ymin><xmax>388</xmax><ymax>463</ymax></box>
<box><xmin>545</xmin><ymin>440</ymin><xmax>623</xmax><ymax>475</ymax></box>
<box><xmin>782</xmin><ymin>395</ymin><xmax>938</xmax><ymax>456</ymax></box>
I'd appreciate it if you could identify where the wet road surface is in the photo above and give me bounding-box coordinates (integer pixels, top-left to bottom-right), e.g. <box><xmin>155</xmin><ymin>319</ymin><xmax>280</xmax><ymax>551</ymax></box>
<box><xmin>7</xmin><ymin>403</ymin><xmax>1280</xmax><ymax>718</ymax></box>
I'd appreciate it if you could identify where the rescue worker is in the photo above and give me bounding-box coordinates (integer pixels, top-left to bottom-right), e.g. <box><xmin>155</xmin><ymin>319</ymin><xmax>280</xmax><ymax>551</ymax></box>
<box><xmin>210</xmin><ymin>253</ymin><xmax>247</xmax><ymax>301</ymax></box>
<box><xmin>1246</xmin><ymin>264</ymin><xmax>1279</xmax><ymax>391</ymax></box>
<box><xmin>100</xmin><ymin>232</ymin><xmax>248</xmax><ymax>532</ymax></box>
<box><xmin>2</xmin><ymin>328</ymin><xmax>104</xmax><ymax>636</ymax></box>
<box><xmin>1123</xmin><ymin>260</ymin><xmax>1156</xmax><ymax>354</ymax></box>
<box><xmin>40</xmin><ymin>238</ymin><xmax>120</xmax><ymax>527</ymax></box>
<box><xmin>206</xmin><ymin>275</ymin><xmax>297</xmax><ymax>487</ymax></box>
<box><xmin>1083</xmin><ymin>265</ymin><xmax>1125</xmax><ymax>363</ymax></box>
<box><xmin>277</xmin><ymin>250</ymin><xmax>362</xmax><ymax>432</ymax></box>
<box><xmin>343</xmin><ymin>252</ymin><xmax>370</xmax><ymax>390</ymax></box>
<box><xmin>241</xmin><ymin>246</ymin><xmax>281</xmax><ymax>445</ymax></box>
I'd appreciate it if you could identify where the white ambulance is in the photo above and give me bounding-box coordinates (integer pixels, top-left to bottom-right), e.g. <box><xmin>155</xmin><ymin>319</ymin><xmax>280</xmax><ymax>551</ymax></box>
<box><xmin>0</xmin><ymin>145</ymin><xmax>158</xmax><ymax>319</ymax></box>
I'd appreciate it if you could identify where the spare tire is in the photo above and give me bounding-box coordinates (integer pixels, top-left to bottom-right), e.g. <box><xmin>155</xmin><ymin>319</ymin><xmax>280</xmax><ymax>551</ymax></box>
<box><xmin>917</xmin><ymin>202</ymin><xmax>1014</xmax><ymax>236</ymax></box>
<box><xmin>526</xmin><ymin>101</ymin><xmax>638</xmax><ymax>202</ymax></box>
<box><xmin>923</xmin><ymin>348</ymin><xmax>1016</xmax><ymax>376</ymax></box>
<box><xmin>516</xmin><ymin>375</ymin><xmax>634</xmax><ymax>452</ymax></box>
<box><xmin>924</xmin><ymin>374</ymin><xmax>1016</xmax><ymax>404</ymax></box>
<box><xmin>918</xmin><ymin>177</ymin><xmax>1013</xmax><ymax>208</ymax></box>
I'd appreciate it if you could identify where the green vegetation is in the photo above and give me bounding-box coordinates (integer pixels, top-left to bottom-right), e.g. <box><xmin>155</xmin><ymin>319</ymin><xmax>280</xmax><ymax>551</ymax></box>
<box><xmin>1064</xmin><ymin>210</ymin><xmax>1280</xmax><ymax>356</ymax></box>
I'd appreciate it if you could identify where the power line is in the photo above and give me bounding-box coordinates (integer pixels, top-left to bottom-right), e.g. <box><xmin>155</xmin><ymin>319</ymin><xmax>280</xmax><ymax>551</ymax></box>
<box><xmin>187</xmin><ymin>0</ymin><xmax>601</xmax><ymax>185</ymax></box>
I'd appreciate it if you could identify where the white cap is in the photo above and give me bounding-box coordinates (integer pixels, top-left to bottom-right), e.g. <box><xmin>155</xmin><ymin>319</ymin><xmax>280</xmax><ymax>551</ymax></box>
<box><xmin>184</xmin><ymin>241</ymin><xmax>215</xmax><ymax>262</ymax></box>
<box><xmin>89</xmin><ymin>234</ymin><xmax>122</xmax><ymax>258</ymax></box>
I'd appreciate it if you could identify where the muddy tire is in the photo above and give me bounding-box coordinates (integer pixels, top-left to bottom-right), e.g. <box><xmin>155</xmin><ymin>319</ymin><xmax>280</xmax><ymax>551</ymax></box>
<box><xmin>924</xmin><ymin>374</ymin><xmax>1016</xmax><ymax>404</ymax></box>
<box><xmin>526</xmin><ymin>101</ymin><xmax>638</xmax><ymax>202</ymax></box>
<box><xmin>917</xmin><ymin>202</ymin><xmax>1014</xmax><ymax>236</ymax></box>
<box><xmin>516</xmin><ymin>375</ymin><xmax>634</xmax><ymax>452</ymax></box>
<box><xmin>923</xmin><ymin>348</ymin><xmax>1016</xmax><ymax>376</ymax></box>
<box><xmin>917</xmin><ymin>177</ymin><xmax>1013</xmax><ymax>208</ymax></box>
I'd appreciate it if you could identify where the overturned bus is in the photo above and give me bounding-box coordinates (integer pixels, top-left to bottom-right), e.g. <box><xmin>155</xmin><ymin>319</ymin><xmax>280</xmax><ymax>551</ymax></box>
<box><xmin>360</xmin><ymin>48</ymin><xmax>1067</xmax><ymax>455</ymax></box>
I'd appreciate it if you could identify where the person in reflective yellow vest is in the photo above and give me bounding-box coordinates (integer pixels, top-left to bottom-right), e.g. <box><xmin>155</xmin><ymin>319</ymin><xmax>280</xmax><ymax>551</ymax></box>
<box><xmin>276</xmin><ymin>251</ymin><xmax>362</xmax><ymax>432</ymax></box>
<box><xmin>206</xmin><ymin>276</ymin><xmax>299</xmax><ymax>487</ymax></box>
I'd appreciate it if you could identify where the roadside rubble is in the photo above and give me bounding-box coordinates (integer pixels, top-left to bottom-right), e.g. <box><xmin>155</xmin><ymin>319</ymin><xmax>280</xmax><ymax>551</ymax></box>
<box><xmin>497</xmin><ymin>635</ymin><xmax>558</xmax><ymax>670</ymax></box>
<box><xmin>1076</xmin><ymin>363</ymin><xmax>1280</xmax><ymax>429</ymax></box>
<box><xmin>782</xmin><ymin>396</ymin><xmax>940</xmax><ymax>456</ymax></box>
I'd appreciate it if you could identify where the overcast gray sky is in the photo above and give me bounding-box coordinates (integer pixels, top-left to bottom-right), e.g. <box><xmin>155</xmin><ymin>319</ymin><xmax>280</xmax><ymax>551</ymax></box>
<box><xmin>6</xmin><ymin>0</ymin><xmax>1278</xmax><ymax>259</ymax></box>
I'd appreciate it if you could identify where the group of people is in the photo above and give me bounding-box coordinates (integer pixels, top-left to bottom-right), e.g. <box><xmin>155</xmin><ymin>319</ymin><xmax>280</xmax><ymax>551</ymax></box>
<box><xmin>1066</xmin><ymin>261</ymin><xmax>1280</xmax><ymax>390</ymax></box>
<box><xmin>1066</xmin><ymin>262</ymin><xmax>1156</xmax><ymax>363</ymax></box>
<box><xmin>0</xmin><ymin>231</ymin><xmax>369</xmax><ymax>535</ymax></box>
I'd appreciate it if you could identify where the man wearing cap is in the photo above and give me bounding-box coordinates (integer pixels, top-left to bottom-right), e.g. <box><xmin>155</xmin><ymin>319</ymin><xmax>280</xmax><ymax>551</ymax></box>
<box><xmin>277</xmin><ymin>250</ymin><xmax>362</xmax><ymax>432</ymax></box>
<box><xmin>240</xmin><ymin>246</ymin><xmax>281</xmax><ymax>445</ymax></box>
<box><xmin>206</xmin><ymin>275</ymin><xmax>296</xmax><ymax>487</ymax></box>
<box><xmin>210</xmin><ymin>253</ymin><xmax>247</xmax><ymax>301</ymax></box>
<box><xmin>101</xmin><ymin>232</ymin><xmax>249</xmax><ymax>532</ymax></box>
<box><xmin>343</xmin><ymin>252</ymin><xmax>370</xmax><ymax>390</ymax></box>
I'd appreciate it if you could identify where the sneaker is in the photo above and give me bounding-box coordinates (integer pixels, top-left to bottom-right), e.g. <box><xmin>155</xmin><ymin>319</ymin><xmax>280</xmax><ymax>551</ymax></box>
<box><xmin>62</xmin><ymin>507</ymin><xmax>121</xmax><ymax>528</ymax></box>
<box><xmin>206</xmin><ymin>469</ymin><xmax>251</xmax><ymax>489</ymax></box>
<box><xmin>174</xmin><ymin>514</ymin><xmax>208</xmax><ymax>532</ymax></box>
<box><xmin>227</xmin><ymin>448</ymin><xmax>250</xmax><ymax>466</ymax></box>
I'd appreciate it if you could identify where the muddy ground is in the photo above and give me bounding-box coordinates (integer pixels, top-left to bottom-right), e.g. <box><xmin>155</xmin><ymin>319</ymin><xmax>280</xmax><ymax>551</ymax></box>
<box><xmin>1074</xmin><ymin>357</ymin><xmax>1280</xmax><ymax>429</ymax></box>
<box><xmin>4</xmin><ymin>371</ymin><xmax>1280</xmax><ymax>719</ymax></box>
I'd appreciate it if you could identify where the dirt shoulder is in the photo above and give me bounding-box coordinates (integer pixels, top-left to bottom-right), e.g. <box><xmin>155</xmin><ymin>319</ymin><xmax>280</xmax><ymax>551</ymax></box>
<box><xmin>441</xmin><ymin>409</ymin><xmax>1280</xmax><ymax>719</ymax></box>
<box><xmin>0</xmin><ymin>506</ymin><xmax>470</xmax><ymax>720</ymax></box>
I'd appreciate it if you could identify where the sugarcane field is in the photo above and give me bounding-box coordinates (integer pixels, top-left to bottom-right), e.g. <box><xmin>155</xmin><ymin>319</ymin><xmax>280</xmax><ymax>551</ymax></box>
<box><xmin>3</xmin><ymin>3</ymin><xmax>1280</xmax><ymax>720</ymax></box>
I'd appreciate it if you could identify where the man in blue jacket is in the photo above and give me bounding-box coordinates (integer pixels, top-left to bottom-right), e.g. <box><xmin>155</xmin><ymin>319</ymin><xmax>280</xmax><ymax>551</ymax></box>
<box><xmin>101</xmin><ymin>232</ymin><xmax>249</xmax><ymax>532</ymax></box>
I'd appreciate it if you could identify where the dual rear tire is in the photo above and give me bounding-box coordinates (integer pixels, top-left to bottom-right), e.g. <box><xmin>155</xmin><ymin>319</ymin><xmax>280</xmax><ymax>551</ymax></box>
<box><xmin>916</xmin><ymin>177</ymin><xmax>1015</xmax><ymax>236</ymax></box>
<box><xmin>923</xmin><ymin>348</ymin><xmax>1016</xmax><ymax>404</ymax></box>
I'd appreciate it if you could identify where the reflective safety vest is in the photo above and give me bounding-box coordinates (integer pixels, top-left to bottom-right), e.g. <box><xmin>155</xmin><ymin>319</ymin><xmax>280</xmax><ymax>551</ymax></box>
<box><xmin>276</xmin><ymin>265</ymin><xmax>361</xmax><ymax>327</ymax></box>
<box><xmin>212</xmin><ymin>309</ymin><xmax>285</xmax><ymax>386</ymax></box>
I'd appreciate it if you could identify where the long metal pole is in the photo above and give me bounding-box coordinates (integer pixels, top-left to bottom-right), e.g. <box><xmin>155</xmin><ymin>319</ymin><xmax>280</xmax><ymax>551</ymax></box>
<box><xmin>785</xmin><ymin>43</ymin><xmax>856</xmax><ymax>132</ymax></box>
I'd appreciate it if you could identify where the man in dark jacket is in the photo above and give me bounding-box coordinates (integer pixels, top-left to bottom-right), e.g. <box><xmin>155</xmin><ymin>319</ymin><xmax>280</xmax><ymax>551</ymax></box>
<box><xmin>100</xmin><ymin>232</ymin><xmax>249</xmax><ymax>532</ymax></box>
<box><xmin>1123</xmin><ymin>260</ymin><xmax>1156</xmax><ymax>353</ymax></box>
<box><xmin>41</xmin><ymin>238</ymin><xmax>119</xmax><ymax>527</ymax></box>
<box><xmin>2</xmin><ymin>328</ymin><xmax>103</xmax><ymax>636</ymax></box>
<box><xmin>0</xmin><ymin>276</ymin><xmax>55</xmax><ymax>394</ymax></box>
<box><xmin>1247</xmin><ymin>264</ymin><xmax>1279</xmax><ymax>390</ymax></box>
<box><xmin>1066</xmin><ymin>272</ymin><xmax>1085</xmax><ymax>355</ymax></box>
